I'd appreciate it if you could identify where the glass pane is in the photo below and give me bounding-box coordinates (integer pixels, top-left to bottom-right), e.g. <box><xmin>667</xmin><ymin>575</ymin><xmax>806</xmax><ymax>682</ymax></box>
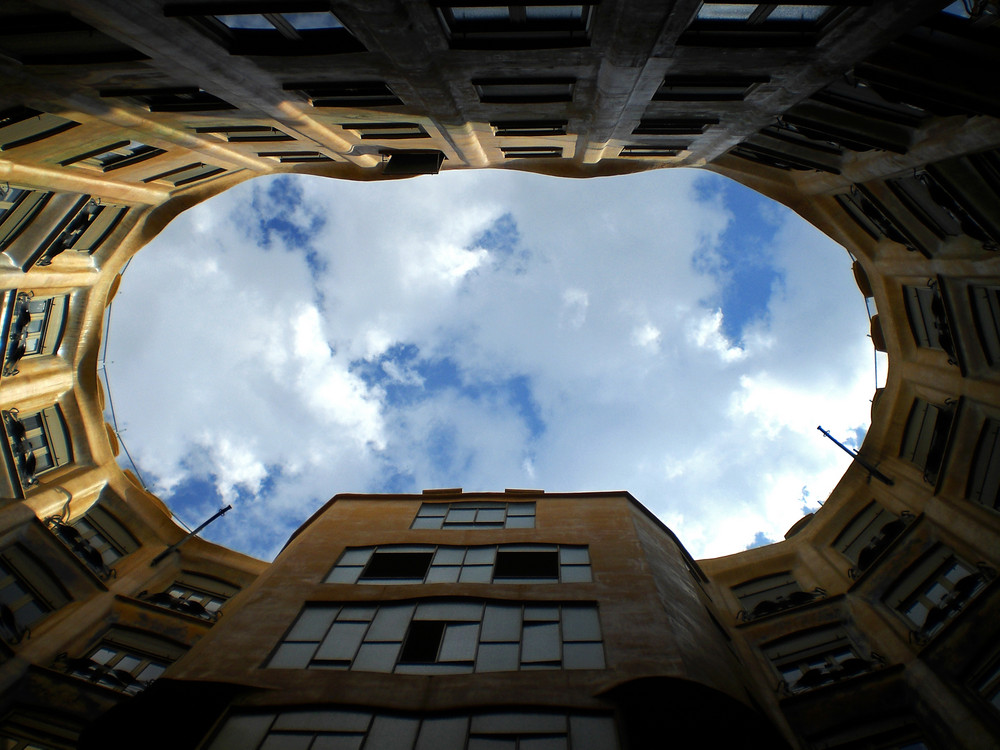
<box><xmin>326</xmin><ymin>566</ymin><xmax>363</xmax><ymax>584</ymax></box>
<box><xmin>558</xmin><ymin>546</ymin><xmax>589</xmax><ymax>564</ymax></box>
<box><xmin>274</xmin><ymin>710</ymin><xmax>372</xmax><ymax>732</ymax></box>
<box><xmin>269</xmin><ymin>642</ymin><xmax>315</xmax><ymax>669</ymax></box>
<box><xmin>207</xmin><ymin>715</ymin><xmax>274</xmax><ymax>750</ymax></box>
<box><xmin>562</xmin><ymin>642</ymin><xmax>605</xmax><ymax>669</ymax></box>
<box><xmin>569</xmin><ymin>716</ymin><xmax>618</xmax><ymax>750</ymax></box>
<box><xmin>339</xmin><ymin>548</ymin><xmax>374</xmax><ymax>565</ymax></box>
<box><xmin>697</xmin><ymin>4</ymin><xmax>756</xmax><ymax>21</ymax></box>
<box><xmin>525</xmin><ymin>6</ymin><xmax>584</xmax><ymax>21</ymax></box>
<box><xmin>464</xmin><ymin>546</ymin><xmax>496</xmax><ymax>564</ymax></box>
<box><xmin>458</xmin><ymin>565</ymin><xmax>492</xmax><ymax>583</ymax></box>
<box><xmin>338</xmin><ymin>604</ymin><xmax>377</xmax><ymax>621</ymax></box>
<box><xmin>942</xmin><ymin>0</ymin><xmax>971</xmax><ymax>17</ymax></box>
<box><xmin>411</xmin><ymin>517</ymin><xmax>441</xmax><ymax>529</ymax></box>
<box><xmin>562</xmin><ymin>606</ymin><xmax>601</xmax><ymax>641</ymax></box>
<box><xmin>287</xmin><ymin>606</ymin><xmax>338</xmax><ymax>641</ymax></box>
<box><xmin>367</xmin><ymin>604</ymin><xmax>415</xmax><ymax>641</ymax></box>
<box><xmin>439</xmin><ymin>622</ymin><xmax>480</xmax><ymax>661</ymax></box>
<box><xmin>415</xmin><ymin>716</ymin><xmax>469</xmax><ymax>750</ymax></box>
<box><xmin>445</xmin><ymin>509</ymin><xmax>477</xmax><ymax>524</ymax></box>
<box><xmin>315</xmin><ymin>622</ymin><xmax>367</xmax><ymax>660</ymax></box>
<box><xmin>426</xmin><ymin>565</ymin><xmax>461</xmax><ymax>583</ymax></box>
<box><xmin>506</xmin><ymin>515</ymin><xmax>534</xmax><ymax>529</ymax></box>
<box><xmin>524</xmin><ymin>605</ymin><xmax>559</xmax><ymax>621</ymax></box>
<box><xmin>115</xmin><ymin>655</ymin><xmax>142</xmax><ymax>672</ymax></box>
<box><xmin>451</xmin><ymin>7</ymin><xmax>510</xmax><ymax>21</ymax></box>
<box><xmin>472</xmin><ymin>714</ymin><xmax>566</xmax><ymax>734</ymax></box>
<box><xmin>260</xmin><ymin>735</ymin><xmax>312</xmax><ymax>750</ymax></box>
<box><xmin>216</xmin><ymin>14</ymin><xmax>273</xmax><ymax>29</ymax></box>
<box><xmin>767</xmin><ymin>5</ymin><xmax>829</xmax><ymax>21</ymax></box>
<box><xmin>89</xmin><ymin>647</ymin><xmax>117</xmax><ymax>665</ymax></box>
<box><xmin>311</xmin><ymin>736</ymin><xmax>364</xmax><ymax>750</ymax></box>
<box><xmin>482</xmin><ymin>604</ymin><xmax>522</xmax><ymax>641</ymax></box>
<box><xmin>476</xmin><ymin>509</ymin><xmax>505</xmax><ymax>524</ymax></box>
<box><xmin>520</xmin><ymin>738</ymin><xmax>567</xmax><ymax>750</ymax></box>
<box><xmin>353</xmin><ymin>641</ymin><xmax>401</xmax><ymax>672</ymax></box>
<box><xmin>419</xmin><ymin>504</ymin><xmax>447</xmax><ymax>517</ymax></box>
<box><xmin>433</xmin><ymin>547</ymin><xmax>465</xmax><ymax>564</ymax></box>
<box><xmin>282</xmin><ymin>12</ymin><xmax>343</xmax><ymax>29</ymax></box>
<box><xmin>476</xmin><ymin>642</ymin><xmax>519</xmax><ymax>672</ymax></box>
<box><xmin>415</xmin><ymin>601</ymin><xmax>483</xmax><ymax>621</ymax></box>
<box><xmin>559</xmin><ymin>565</ymin><xmax>592</xmax><ymax>583</ymax></box>
<box><xmin>365</xmin><ymin>716</ymin><xmax>420</xmax><ymax>747</ymax></box>
<box><xmin>468</xmin><ymin>738</ymin><xmax>515</xmax><ymax>750</ymax></box>
<box><xmin>521</xmin><ymin>623</ymin><xmax>560</xmax><ymax>663</ymax></box>
<box><xmin>507</xmin><ymin>503</ymin><xmax>534</xmax><ymax>515</ymax></box>
<box><xmin>138</xmin><ymin>662</ymin><xmax>166</xmax><ymax>681</ymax></box>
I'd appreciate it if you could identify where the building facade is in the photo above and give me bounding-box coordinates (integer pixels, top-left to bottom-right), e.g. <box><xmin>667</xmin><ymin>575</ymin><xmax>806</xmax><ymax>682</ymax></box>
<box><xmin>0</xmin><ymin>1</ymin><xmax>998</xmax><ymax>748</ymax></box>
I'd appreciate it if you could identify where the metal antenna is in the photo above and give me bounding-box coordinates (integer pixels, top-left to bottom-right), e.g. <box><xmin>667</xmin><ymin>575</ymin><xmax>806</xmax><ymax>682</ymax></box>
<box><xmin>817</xmin><ymin>426</ymin><xmax>894</xmax><ymax>486</ymax></box>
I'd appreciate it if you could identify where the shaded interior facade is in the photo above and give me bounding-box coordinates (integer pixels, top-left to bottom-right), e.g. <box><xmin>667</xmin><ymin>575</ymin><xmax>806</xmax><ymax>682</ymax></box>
<box><xmin>0</xmin><ymin>1</ymin><xmax>999</xmax><ymax>748</ymax></box>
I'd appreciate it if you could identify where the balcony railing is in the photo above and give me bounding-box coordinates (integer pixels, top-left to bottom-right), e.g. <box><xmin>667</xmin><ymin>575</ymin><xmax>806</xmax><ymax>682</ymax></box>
<box><xmin>3</xmin><ymin>408</ymin><xmax>38</xmax><ymax>488</ymax></box>
<box><xmin>849</xmin><ymin>511</ymin><xmax>914</xmax><ymax>580</ymax></box>
<box><xmin>56</xmin><ymin>653</ymin><xmax>149</xmax><ymax>695</ymax></box>
<box><xmin>3</xmin><ymin>291</ymin><xmax>34</xmax><ymax>376</ymax></box>
<box><xmin>45</xmin><ymin>515</ymin><xmax>116</xmax><ymax>581</ymax></box>
<box><xmin>137</xmin><ymin>589</ymin><xmax>220</xmax><ymax>621</ymax></box>
<box><xmin>909</xmin><ymin>562</ymin><xmax>996</xmax><ymax>645</ymax></box>
<box><xmin>780</xmin><ymin>652</ymin><xmax>886</xmax><ymax>695</ymax></box>
<box><xmin>738</xmin><ymin>587</ymin><xmax>827</xmax><ymax>622</ymax></box>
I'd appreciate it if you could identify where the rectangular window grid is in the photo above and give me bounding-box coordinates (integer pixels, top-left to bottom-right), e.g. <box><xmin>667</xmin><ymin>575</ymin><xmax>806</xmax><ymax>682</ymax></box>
<box><xmin>885</xmin><ymin>546</ymin><xmax>991</xmax><ymax>641</ymax></box>
<box><xmin>208</xmin><ymin>709</ymin><xmax>618</xmax><ymax>750</ymax></box>
<box><xmin>268</xmin><ymin>599</ymin><xmax>605</xmax><ymax>674</ymax></box>
<box><xmin>764</xmin><ymin>627</ymin><xmax>868</xmax><ymax>694</ymax></box>
<box><xmin>732</xmin><ymin>572</ymin><xmax>804</xmax><ymax>619</ymax></box>
<box><xmin>435</xmin><ymin>3</ymin><xmax>595</xmax><ymax>50</ymax></box>
<box><xmin>411</xmin><ymin>501</ymin><xmax>535</xmax><ymax>529</ymax></box>
<box><xmin>327</xmin><ymin>544</ymin><xmax>591</xmax><ymax>584</ymax></box>
<box><xmin>967</xmin><ymin>418</ymin><xmax>1000</xmax><ymax>511</ymax></box>
<box><xmin>60</xmin><ymin>140</ymin><xmax>165</xmax><ymax>172</ymax></box>
<box><xmin>67</xmin><ymin>642</ymin><xmax>170</xmax><ymax>695</ymax></box>
<box><xmin>342</xmin><ymin>123</ymin><xmax>429</xmax><ymax>140</ymax></box>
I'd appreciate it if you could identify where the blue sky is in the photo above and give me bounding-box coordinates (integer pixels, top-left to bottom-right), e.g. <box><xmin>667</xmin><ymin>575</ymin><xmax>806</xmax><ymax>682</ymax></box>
<box><xmin>105</xmin><ymin>168</ymin><xmax>884</xmax><ymax>560</ymax></box>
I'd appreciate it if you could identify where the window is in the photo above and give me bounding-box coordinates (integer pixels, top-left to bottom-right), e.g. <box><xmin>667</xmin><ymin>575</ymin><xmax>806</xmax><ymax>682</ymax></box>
<box><xmin>619</xmin><ymin>144</ymin><xmax>688</xmax><ymax>158</ymax></box>
<box><xmin>195</xmin><ymin>125</ymin><xmax>295</xmax><ymax>143</ymax></box>
<box><xmin>681</xmin><ymin>2</ymin><xmax>852</xmax><ymax>46</ymax></box>
<box><xmin>2</xmin><ymin>406</ymin><xmax>72</xmax><ymax>490</ymax></box>
<box><xmin>256</xmin><ymin>150</ymin><xmax>332</xmax><ymax>163</ymax></box>
<box><xmin>474</xmin><ymin>78</ymin><xmax>575</xmax><ymax>103</ymax></box>
<box><xmin>926</xmin><ymin>150</ymin><xmax>1000</xmax><ymax>253</ymax></box>
<box><xmin>0</xmin><ymin>545</ymin><xmax>69</xmax><ymax>644</ymax></box>
<box><xmin>974</xmin><ymin>654</ymin><xmax>1000</xmax><ymax>715</ymax></box>
<box><xmin>764</xmin><ymin>626</ymin><xmax>875</xmax><ymax>693</ymax></box>
<box><xmin>141</xmin><ymin>572</ymin><xmax>237</xmax><ymax>620</ymax></box>
<box><xmin>207</xmin><ymin>708</ymin><xmax>618</xmax><ymax>750</ymax></box>
<box><xmin>0</xmin><ymin>107</ymin><xmax>78</xmax><ymax>151</ymax></box>
<box><xmin>888</xmin><ymin>174</ymin><xmax>964</xmax><ymax>240</ymax></box>
<box><xmin>382</xmin><ymin>151</ymin><xmax>447</xmax><ymax>176</ymax></box>
<box><xmin>99</xmin><ymin>87</ymin><xmax>236</xmax><ymax>113</ymax></box>
<box><xmin>284</xmin><ymin>81</ymin><xmax>402</xmax><ymax>108</ymax></box>
<box><xmin>904</xmin><ymin>284</ymin><xmax>954</xmax><ymax>354</ymax></box>
<box><xmin>34</xmin><ymin>199</ymin><xmax>129</xmax><ymax>266</ymax></box>
<box><xmin>971</xmin><ymin>284</ymin><xmax>1000</xmax><ymax>365</ymax></box>
<box><xmin>900</xmin><ymin>398</ymin><xmax>954</xmax><ymax>484</ymax></box>
<box><xmin>884</xmin><ymin>546</ymin><xmax>993</xmax><ymax>642</ymax></box>
<box><xmin>0</xmin><ymin>185</ymin><xmax>51</xmax><ymax>251</ymax></box>
<box><xmin>46</xmin><ymin>503</ymin><xmax>137</xmax><ymax>579</ymax></box>
<box><xmin>412</xmin><ymin>501</ymin><xmax>535</xmax><ymax>529</ymax></box>
<box><xmin>492</xmin><ymin>120</ymin><xmax>568</xmax><ymax>136</ymax></box>
<box><xmin>142</xmin><ymin>163</ymin><xmax>227</xmax><ymax>187</ymax></box>
<box><xmin>632</xmin><ymin>118</ymin><xmax>718</xmax><ymax>135</ymax></box>
<box><xmin>967</xmin><ymin>418</ymin><xmax>1000</xmax><ymax>511</ymax></box>
<box><xmin>268</xmin><ymin>599</ymin><xmax>605</xmax><ymax>673</ymax></box>
<box><xmin>0</xmin><ymin>11</ymin><xmax>146</xmax><ymax>65</ymax></box>
<box><xmin>653</xmin><ymin>75</ymin><xmax>768</xmax><ymax>101</ymax></box>
<box><xmin>326</xmin><ymin>544</ymin><xmax>591</xmax><ymax>584</ymax></box>
<box><xmin>834</xmin><ymin>187</ymin><xmax>930</xmax><ymax>254</ymax></box>
<box><xmin>833</xmin><ymin>502</ymin><xmax>911</xmax><ymax>577</ymax></box>
<box><xmin>64</xmin><ymin>628</ymin><xmax>183</xmax><ymax>694</ymax></box>
<box><xmin>164</xmin><ymin>5</ymin><xmax>363</xmax><ymax>56</ymax></box>
<box><xmin>435</xmin><ymin>3</ymin><xmax>595</xmax><ymax>49</ymax></box>
<box><xmin>342</xmin><ymin>123</ymin><xmax>429</xmax><ymax>140</ymax></box>
<box><xmin>733</xmin><ymin>572</ymin><xmax>823</xmax><ymax>621</ymax></box>
<box><xmin>501</xmin><ymin>146</ymin><xmax>563</xmax><ymax>158</ymax></box>
<box><xmin>4</xmin><ymin>292</ymin><xmax>69</xmax><ymax>376</ymax></box>
<box><xmin>60</xmin><ymin>140</ymin><xmax>166</xmax><ymax>172</ymax></box>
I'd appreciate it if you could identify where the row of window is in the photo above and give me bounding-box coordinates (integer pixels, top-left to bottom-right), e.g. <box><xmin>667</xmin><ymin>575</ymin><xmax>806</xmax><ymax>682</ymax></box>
<box><xmin>327</xmin><ymin>544</ymin><xmax>592</xmax><ymax>584</ymax></box>
<box><xmin>1</xmin><ymin>291</ymin><xmax>68</xmax><ymax>377</ymax></box>
<box><xmin>268</xmin><ymin>599</ymin><xmax>605</xmax><ymax>674</ymax></box>
<box><xmin>206</xmin><ymin>708</ymin><xmax>618</xmax><ymax>750</ymax></box>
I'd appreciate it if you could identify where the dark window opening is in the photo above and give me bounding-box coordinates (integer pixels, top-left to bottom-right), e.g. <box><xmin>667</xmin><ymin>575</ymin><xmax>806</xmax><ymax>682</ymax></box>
<box><xmin>967</xmin><ymin>418</ymin><xmax>1000</xmax><ymax>512</ymax></box>
<box><xmin>257</xmin><ymin>150</ymin><xmax>331</xmax><ymax>163</ymax></box>
<box><xmin>343</xmin><ymin>123</ymin><xmax>428</xmax><ymax>140</ymax></box>
<box><xmin>285</xmin><ymin>81</ymin><xmax>402</xmax><ymax>108</ymax></box>
<box><xmin>633</xmin><ymin>118</ymin><xmax>717</xmax><ymax>136</ymax></box>
<box><xmin>60</xmin><ymin>140</ymin><xmax>166</xmax><ymax>172</ymax></box>
<box><xmin>492</xmin><ymin>120</ymin><xmax>567</xmax><ymax>136</ymax></box>
<box><xmin>494</xmin><ymin>550</ymin><xmax>559</xmax><ymax>578</ymax></box>
<box><xmin>653</xmin><ymin>75</ymin><xmax>767</xmax><ymax>101</ymax></box>
<box><xmin>474</xmin><ymin>78</ymin><xmax>575</xmax><ymax>104</ymax></box>
<box><xmin>399</xmin><ymin>620</ymin><xmax>446</xmax><ymax>663</ymax></box>
<box><xmin>100</xmin><ymin>87</ymin><xmax>236</xmax><ymax>113</ymax></box>
<box><xmin>900</xmin><ymin>398</ymin><xmax>955</xmax><ymax>485</ymax></box>
<box><xmin>681</xmin><ymin>2</ymin><xmax>853</xmax><ymax>47</ymax></box>
<box><xmin>142</xmin><ymin>163</ymin><xmax>227</xmax><ymax>187</ymax></box>
<box><xmin>163</xmin><ymin>4</ymin><xmax>364</xmax><ymax>56</ymax></box>
<box><xmin>501</xmin><ymin>146</ymin><xmax>563</xmax><ymax>158</ymax></box>
<box><xmin>0</xmin><ymin>107</ymin><xmax>79</xmax><ymax>151</ymax></box>
<box><xmin>619</xmin><ymin>144</ymin><xmax>688</xmax><ymax>157</ymax></box>
<box><xmin>904</xmin><ymin>283</ymin><xmax>955</xmax><ymax>355</ymax></box>
<box><xmin>196</xmin><ymin>125</ymin><xmax>295</xmax><ymax>143</ymax></box>
<box><xmin>361</xmin><ymin>552</ymin><xmax>434</xmax><ymax>580</ymax></box>
<box><xmin>435</xmin><ymin>3</ymin><xmax>595</xmax><ymax>50</ymax></box>
<box><xmin>0</xmin><ymin>12</ymin><xmax>147</xmax><ymax>65</ymax></box>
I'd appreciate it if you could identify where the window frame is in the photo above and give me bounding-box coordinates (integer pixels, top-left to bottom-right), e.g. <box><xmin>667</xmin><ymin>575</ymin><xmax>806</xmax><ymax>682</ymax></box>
<box><xmin>0</xmin><ymin>107</ymin><xmax>79</xmax><ymax>151</ymax></box>
<box><xmin>473</xmin><ymin>77</ymin><xmax>576</xmax><ymax>104</ymax></box>
<box><xmin>433</xmin><ymin>3</ymin><xmax>597</xmax><ymax>50</ymax></box>
<box><xmin>59</xmin><ymin>140</ymin><xmax>166</xmax><ymax>172</ymax></box>
<box><xmin>284</xmin><ymin>81</ymin><xmax>402</xmax><ymax>108</ymax></box>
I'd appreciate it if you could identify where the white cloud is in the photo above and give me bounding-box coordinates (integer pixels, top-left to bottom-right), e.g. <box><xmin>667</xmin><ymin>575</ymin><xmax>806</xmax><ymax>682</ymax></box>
<box><xmin>106</xmin><ymin>169</ymin><xmax>875</xmax><ymax>561</ymax></box>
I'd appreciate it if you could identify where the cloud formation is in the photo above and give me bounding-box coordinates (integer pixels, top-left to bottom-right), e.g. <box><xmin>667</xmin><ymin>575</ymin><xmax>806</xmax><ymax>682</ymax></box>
<box><xmin>106</xmin><ymin>169</ymin><xmax>879</xmax><ymax>560</ymax></box>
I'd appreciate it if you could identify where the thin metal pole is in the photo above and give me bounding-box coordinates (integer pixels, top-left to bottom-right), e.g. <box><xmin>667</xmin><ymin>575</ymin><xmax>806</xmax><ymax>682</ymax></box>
<box><xmin>150</xmin><ymin>505</ymin><xmax>233</xmax><ymax>566</ymax></box>
<box><xmin>817</xmin><ymin>426</ymin><xmax>894</xmax><ymax>486</ymax></box>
